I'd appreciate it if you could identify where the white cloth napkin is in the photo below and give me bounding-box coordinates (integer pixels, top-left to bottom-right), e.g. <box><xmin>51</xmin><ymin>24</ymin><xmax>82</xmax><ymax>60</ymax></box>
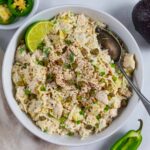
<box><xmin>0</xmin><ymin>50</ymin><xmax>67</xmax><ymax>150</ymax></box>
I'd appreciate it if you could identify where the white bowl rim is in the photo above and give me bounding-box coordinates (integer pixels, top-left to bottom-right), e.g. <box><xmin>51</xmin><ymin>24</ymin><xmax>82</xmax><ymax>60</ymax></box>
<box><xmin>2</xmin><ymin>4</ymin><xmax>144</xmax><ymax>146</ymax></box>
<box><xmin>0</xmin><ymin>0</ymin><xmax>39</xmax><ymax>30</ymax></box>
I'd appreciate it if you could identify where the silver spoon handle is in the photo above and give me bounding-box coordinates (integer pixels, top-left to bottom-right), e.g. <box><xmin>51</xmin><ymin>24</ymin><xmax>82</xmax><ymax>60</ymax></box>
<box><xmin>117</xmin><ymin>62</ymin><xmax>150</xmax><ymax>115</ymax></box>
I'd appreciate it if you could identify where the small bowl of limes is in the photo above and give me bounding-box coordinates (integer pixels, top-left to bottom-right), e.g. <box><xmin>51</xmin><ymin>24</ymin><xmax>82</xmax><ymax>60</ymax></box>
<box><xmin>0</xmin><ymin>0</ymin><xmax>39</xmax><ymax>30</ymax></box>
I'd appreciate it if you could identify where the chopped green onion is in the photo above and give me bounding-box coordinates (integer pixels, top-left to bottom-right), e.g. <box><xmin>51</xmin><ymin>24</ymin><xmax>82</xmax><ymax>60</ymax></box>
<box><xmin>95</xmin><ymin>123</ymin><xmax>99</xmax><ymax>128</ymax></box>
<box><xmin>62</xmin><ymin>29</ymin><xmax>68</xmax><ymax>34</ymax></box>
<box><xmin>62</xmin><ymin>46</ymin><xmax>67</xmax><ymax>54</ymax></box>
<box><xmin>43</xmin><ymin>127</ymin><xmax>48</xmax><ymax>133</ymax></box>
<box><xmin>38</xmin><ymin>42</ymin><xmax>45</xmax><ymax>50</ymax></box>
<box><xmin>79</xmin><ymin>110</ymin><xmax>85</xmax><ymax>115</ymax></box>
<box><xmin>77</xmin><ymin>95</ymin><xmax>82</xmax><ymax>101</ymax></box>
<box><xmin>24</xmin><ymin>88</ymin><xmax>31</xmax><ymax>95</ymax></box>
<box><xmin>90</xmin><ymin>48</ymin><xmax>99</xmax><ymax>55</ymax></box>
<box><xmin>43</xmin><ymin>47</ymin><xmax>51</xmax><ymax>56</ymax></box>
<box><xmin>39</xmin><ymin>116</ymin><xmax>46</xmax><ymax>121</ymax></box>
<box><xmin>67</xmin><ymin>132</ymin><xmax>74</xmax><ymax>136</ymax></box>
<box><xmin>104</xmin><ymin>105</ymin><xmax>110</xmax><ymax>112</ymax></box>
<box><xmin>22</xmin><ymin>63</ymin><xmax>28</xmax><ymax>69</ymax></box>
<box><xmin>96</xmin><ymin>114</ymin><xmax>101</xmax><ymax>120</ymax></box>
<box><xmin>19</xmin><ymin>47</ymin><xmax>25</xmax><ymax>54</ymax></box>
<box><xmin>40</xmin><ymin>85</ymin><xmax>46</xmax><ymax>91</ymax></box>
<box><xmin>47</xmin><ymin>113</ymin><xmax>53</xmax><ymax>118</ymax></box>
<box><xmin>46</xmin><ymin>73</ymin><xmax>55</xmax><ymax>82</ymax></box>
<box><xmin>100</xmin><ymin>71</ymin><xmax>105</xmax><ymax>76</ymax></box>
<box><xmin>36</xmin><ymin>59</ymin><xmax>44</xmax><ymax>66</ymax></box>
<box><xmin>64</xmin><ymin>63</ymin><xmax>71</xmax><ymax>69</ymax></box>
<box><xmin>89</xmin><ymin>88</ymin><xmax>96</xmax><ymax>96</ymax></box>
<box><xmin>117</xmin><ymin>69</ymin><xmax>121</xmax><ymax>74</ymax></box>
<box><xmin>76</xmin><ymin>120</ymin><xmax>81</xmax><ymax>124</ymax></box>
<box><xmin>111</xmin><ymin>63</ymin><xmax>116</xmax><ymax>68</ymax></box>
<box><xmin>66</xmin><ymin>79</ymin><xmax>75</xmax><ymax>85</ymax></box>
<box><xmin>69</xmin><ymin>51</ymin><xmax>75</xmax><ymax>63</ymax></box>
<box><xmin>60</xmin><ymin>124</ymin><xmax>66</xmax><ymax>129</ymax></box>
<box><xmin>60</xmin><ymin>116</ymin><xmax>67</xmax><ymax>124</ymax></box>
<box><xmin>64</xmin><ymin>39</ymin><xmax>72</xmax><ymax>45</ymax></box>
<box><xmin>76</xmin><ymin>72</ymin><xmax>81</xmax><ymax>77</ymax></box>
<box><xmin>112</xmin><ymin>75</ymin><xmax>117</xmax><ymax>82</ymax></box>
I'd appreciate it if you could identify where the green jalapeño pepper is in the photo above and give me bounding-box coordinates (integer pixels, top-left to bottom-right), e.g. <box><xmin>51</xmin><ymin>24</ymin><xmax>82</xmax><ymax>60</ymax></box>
<box><xmin>110</xmin><ymin>119</ymin><xmax>143</xmax><ymax>150</ymax></box>
<box><xmin>8</xmin><ymin>0</ymin><xmax>33</xmax><ymax>16</ymax></box>
<box><xmin>0</xmin><ymin>4</ymin><xmax>16</xmax><ymax>24</ymax></box>
<box><xmin>0</xmin><ymin>0</ymin><xmax>6</xmax><ymax>4</ymax></box>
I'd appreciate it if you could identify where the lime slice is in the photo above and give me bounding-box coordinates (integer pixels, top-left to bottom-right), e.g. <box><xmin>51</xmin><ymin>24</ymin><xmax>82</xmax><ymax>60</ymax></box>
<box><xmin>25</xmin><ymin>21</ymin><xmax>53</xmax><ymax>52</ymax></box>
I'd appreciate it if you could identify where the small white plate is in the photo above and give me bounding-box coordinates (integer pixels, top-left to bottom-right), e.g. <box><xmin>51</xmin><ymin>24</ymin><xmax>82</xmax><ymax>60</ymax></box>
<box><xmin>0</xmin><ymin>0</ymin><xmax>39</xmax><ymax>30</ymax></box>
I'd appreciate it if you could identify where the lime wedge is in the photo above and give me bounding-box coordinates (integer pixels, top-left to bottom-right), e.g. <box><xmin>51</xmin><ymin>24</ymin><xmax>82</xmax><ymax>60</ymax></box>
<box><xmin>25</xmin><ymin>21</ymin><xmax>53</xmax><ymax>52</ymax></box>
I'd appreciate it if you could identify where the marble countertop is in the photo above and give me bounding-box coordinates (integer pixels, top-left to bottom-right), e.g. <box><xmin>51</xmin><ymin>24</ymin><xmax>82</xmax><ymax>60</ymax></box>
<box><xmin>0</xmin><ymin>0</ymin><xmax>150</xmax><ymax>150</ymax></box>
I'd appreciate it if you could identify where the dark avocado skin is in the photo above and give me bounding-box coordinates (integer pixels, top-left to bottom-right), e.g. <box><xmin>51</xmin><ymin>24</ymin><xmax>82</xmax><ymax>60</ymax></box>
<box><xmin>132</xmin><ymin>0</ymin><xmax>150</xmax><ymax>43</ymax></box>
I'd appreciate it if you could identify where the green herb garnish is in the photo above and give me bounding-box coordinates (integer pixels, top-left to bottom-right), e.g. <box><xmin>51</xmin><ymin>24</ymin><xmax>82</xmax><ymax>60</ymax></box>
<box><xmin>64</xmin><ymin>39</ymin><xmax>72</xmax><ymax>45</ymax></box>
<box><xmin>104</xmin><ymin>105</ymin><xmax>110</xmax><ymax>112</ymax></box>
<box><xmin>39</xmin><ymin>116</ymin><xmax>46</xmax><ymax>121</ymax></box>
<box><xmin>100</xmin><ymin>71</ymin><xmax>105</xmax><ymax>76</ymax></box>
<box><xmin>19</xmin><ymin>47</ymin><xmax>25</xmax><ymax>54</ymax></box>
<box><xmin>96</xmin><ymin>114</ymin><xmax>101</xmax><ymax>120</ymax></box>
<box><xmin>66</xmin><ymin>79</ymin><xmax>75</xmax><ymax>85</ymax></box>
<box><xmin>48</xmin><ymin>113</ymin><xmax>53</xmax><ymax>118</ymax></box>
<box><xmin>112</xmin><ymin>75</ymin><xmax>117</xmax><ymax>82</ymax></box>
<box><xmin>43</xmin><ymin>127</ymin><xmax>48</xmax><ymax>133</ymax></box>
<box><xmin>76</xmin><ymin>120</ymin><xmax>81</xmax><ymax>124</ymax></box>
<box><xmin>111</xmin><ymin>63</ymin><xmax>116</xmax><ymax>68</ymax></box>
<box><xmin>76</xmin><ymin>71</ymin><xmax>81</xmax><ymax>78</ymax></box>
<box><xmin>77</xmin><ymin>95</ymin><xmax>82</xmax><ymax>101</ymax></box>
<box><xmin>36</xmin><ymin>59</ymin><xmax>44</xmax><ymax>66</ymax></box>
<box><xmin>64</xmin><ymin>63</ymin><xmax>71</xmax><ymax>69</ymax></box>
<box><xmin>60</xmin><ymin>116</ymin><xmax>67</xmax><ymax>124</ymax></box>
<box><xmin>43</xmin><ymin>47</ymin><xmax>51</xmax><ymax>56</ymax></box>
<box><xmin>40</xmin><ymin>85</ymin><xmax>46</xmax><ymax>91</ymax></box>
<box><xmin>89</xmin><ymin>88</ymin><xmax>96</xmax><ymax>96</ymax></box>
<box><xmin>67</xmin><ymin>132</ymin><xmax>74</xmax><ymax>136</ymax></box>
<box><xmin>69</xmin><ymin>51</ymin><xmax>75</xmax><ymax>63</ymax></box>
<box><xmin>60</xmin><ymin>124</ymin><xmax>66</xmax><ymax>129</ymax></box>
<box><xmin>46</xmin><ymin>73</ymin><xmax>55</xmax><ymax>82</ymax></box>
<box><xmin>90</xmin><ymin>48</ymin><xmax>99</xmax><ymax>55</ymax></box>
<box><xmin>79</xmin><ymin>110</ymin><xmax>85</xmax><ymax>115</ymax></box>
<box><xmin>24</xmin><ymin>88</ymin><xmax>31</xmax><ymax>95</ymax></box>
<box><xmin>38</xmin><ymin>42</ymin><xmax>45</xmax><ymax>50</ymax></box>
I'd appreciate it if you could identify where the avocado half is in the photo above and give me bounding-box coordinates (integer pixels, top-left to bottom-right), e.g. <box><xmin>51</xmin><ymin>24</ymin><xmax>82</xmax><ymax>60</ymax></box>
<box><xmin>132</xmin><ymin>0</ymin><xmax>150</xmax><ymax>43</ymax></box>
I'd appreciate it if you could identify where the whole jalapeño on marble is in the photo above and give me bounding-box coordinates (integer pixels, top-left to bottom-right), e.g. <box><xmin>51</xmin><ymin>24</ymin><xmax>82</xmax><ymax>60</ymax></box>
<box><xmin>110</xmin><ymin>119</ymin><xmax>143</xmax><ymax>150</ymax></box>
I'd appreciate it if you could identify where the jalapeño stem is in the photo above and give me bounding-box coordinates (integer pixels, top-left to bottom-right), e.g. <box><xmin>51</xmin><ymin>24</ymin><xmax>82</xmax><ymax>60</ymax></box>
<box><xmin>136</xmin><ymin>119</ymin><xmax>143</xmax><ymax>133</ymax></box>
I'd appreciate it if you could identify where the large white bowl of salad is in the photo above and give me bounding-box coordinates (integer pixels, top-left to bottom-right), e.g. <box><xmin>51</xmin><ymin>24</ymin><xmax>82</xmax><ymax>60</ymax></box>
<box><xmin>2</xmin><ymin>5</ymin><xmax>143</xmax><ymax>146</ymax></box>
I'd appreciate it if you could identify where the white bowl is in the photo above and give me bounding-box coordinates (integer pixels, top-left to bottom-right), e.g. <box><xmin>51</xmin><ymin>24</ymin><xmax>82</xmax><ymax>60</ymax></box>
<box><xmin>2</xmin><ymin>5</ymin><xmax>144</xmax><ymax>146</ymax></box>
<box><xmin>0</xmin><ymin>0</ymin><xmax>39</xmax><ymax>30</ymax></box>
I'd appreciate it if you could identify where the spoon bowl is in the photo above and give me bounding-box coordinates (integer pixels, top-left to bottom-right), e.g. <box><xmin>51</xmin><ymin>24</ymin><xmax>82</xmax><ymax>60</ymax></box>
<box><xmin>96</xmin><ymin>26</ymin><xmax>150</xmax><ymax>115</ymax></box>
<box><xmin>96</xmin><ymin>27</ymin><xmax>121</xmax><ymax>62</ymax></box>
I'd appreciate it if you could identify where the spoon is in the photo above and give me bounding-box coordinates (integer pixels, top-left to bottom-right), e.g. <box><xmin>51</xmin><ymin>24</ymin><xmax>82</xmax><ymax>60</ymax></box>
<box><xmin>96</xmin><ymin>26</ymin><xmax>150</xmax><ymax>115</ymax></box>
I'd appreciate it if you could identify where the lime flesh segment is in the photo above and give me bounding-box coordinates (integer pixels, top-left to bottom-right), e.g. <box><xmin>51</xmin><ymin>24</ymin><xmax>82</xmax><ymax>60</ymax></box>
<box><xmin>25</xmin><ymin>21</ymin><xmax>53</xmax><ymax>52</ymax></box>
